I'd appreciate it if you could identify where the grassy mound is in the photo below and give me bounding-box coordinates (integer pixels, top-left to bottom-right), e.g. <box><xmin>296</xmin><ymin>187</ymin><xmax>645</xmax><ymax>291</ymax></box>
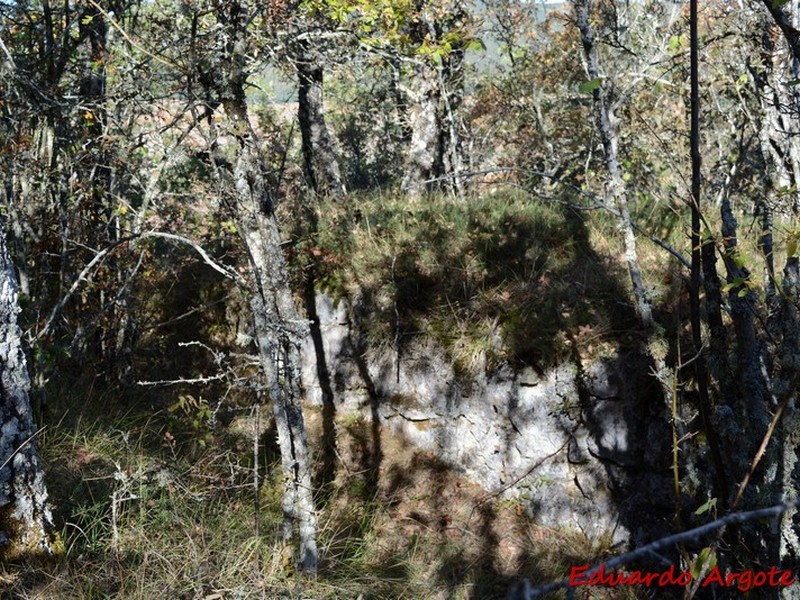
<box><xmin>292</xmin><ymin>189</ymin><xmax>645</xmax><ymax>373</ymax></box>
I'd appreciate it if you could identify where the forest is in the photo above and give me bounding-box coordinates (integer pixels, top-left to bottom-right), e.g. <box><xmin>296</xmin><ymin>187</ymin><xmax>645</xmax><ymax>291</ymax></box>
<box><xmin>2</xmin><ymin>0</ymin><xmax>800</xmax><ymax>597</ymax></box>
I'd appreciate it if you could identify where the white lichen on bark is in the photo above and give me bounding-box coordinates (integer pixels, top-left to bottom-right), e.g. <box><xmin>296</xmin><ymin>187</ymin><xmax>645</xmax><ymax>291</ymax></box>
<box><xmin>0</xmin><ymin>221</ymin><xmax>53</xmax><ymax>556</ymax></box>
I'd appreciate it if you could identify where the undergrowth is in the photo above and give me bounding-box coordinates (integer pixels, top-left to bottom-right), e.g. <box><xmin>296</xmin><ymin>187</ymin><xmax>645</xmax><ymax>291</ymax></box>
<box><xmin>2</xmin><ymin>383</ymin><xmax>628</xmax><ymax>599</ymax></box>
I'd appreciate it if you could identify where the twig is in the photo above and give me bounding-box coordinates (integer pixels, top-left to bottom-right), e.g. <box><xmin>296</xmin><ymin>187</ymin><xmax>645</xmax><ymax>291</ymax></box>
<box><xmin>253</xmin><ymin>402</ymin><xmax>261</xmax><ymax>573</ymax></box>
<box><xmin>34</xmin><ymin>236</ymin><xmax>138</xmax><ymax>341</ymax></box>
<box><xmin>731</xmin><ymin>392</ymin><xmax>793</xmax><ymax>510</ymax></box>
<box><xmin>34</xmin><ymin>230</ymin><xmax>244</xmax><ymax>342</ymax></box>
<box><xmin>0</xmin><ymin>426</ymin><xmax>47</xmax><ymax>472</ymax></box>
<box><xmin>86</xmin><ymin>0</ymin><xmax>177</xmax><ymax>69</ymax></box>
<box><xmin>473</xmin><ymin>439</ymin><xmax>569</xmax><ymax>516</ymax></box>
<box><xmin>136</xmin><ymin>373</ymin><xmax>226</xmax><ymax>387</ymax></box>
<box><xmin>0</xmin><ymin>34</ymin><xmax>16</xmax><ymax>69</ymax></box>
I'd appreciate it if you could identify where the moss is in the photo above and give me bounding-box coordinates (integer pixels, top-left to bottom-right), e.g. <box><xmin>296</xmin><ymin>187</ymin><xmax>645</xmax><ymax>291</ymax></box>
<box><xmin>0</xmin><ymin>504</ymin><xmax>61</xmax><ymax>561</ymax></box>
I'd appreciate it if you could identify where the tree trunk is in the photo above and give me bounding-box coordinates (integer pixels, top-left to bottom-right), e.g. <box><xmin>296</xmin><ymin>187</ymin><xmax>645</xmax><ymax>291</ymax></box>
<box><xmin>776</xmin><ymin>258</ymin><xmax>800</xmax><ymax>582</ymax></box>
<box><xmin>401</xmin><ymin>66</ymin><xmax>440</xmax><ymax>198</ymax></box>
<box><xmin>0</xmin><ymin>220</ymin><xmax>54</xmax><ymax>558</ymax></box>
<box><xmin>212</xmin><ymin>1</ymin><xmax>318</xmax><ymax>569</ymax></box>
<box><xmin>436</xmin><ymin>31</ymin><xmax>466</xmax><ymax>198</ymax></box>
<box><xmin>297</xmin><ymin>43</ymin><xmax>346</xmax><ymax>200</ymax></box>
<box><xmin>757</xmin><ymin>3</ymin><xmax>800</xmax><ymax>580</ymax></box>
<box><xmin>401</xmin><ymin>9</ymin><xmax>467</xmax><ymax>199</ymax></box>
<box><xmin>574</xmin><ymin>0</ymin><xmax>653</xmax><ymax>330</ymax></box>
<box><xmin>231</xmin><ymin>135</ymin><xmax>319</xmax><ymax>573</ymax></box>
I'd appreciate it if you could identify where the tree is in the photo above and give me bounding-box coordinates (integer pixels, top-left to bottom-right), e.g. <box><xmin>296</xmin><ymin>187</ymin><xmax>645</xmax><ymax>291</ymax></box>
<box><xmin>0</xmin><ymin>0</ymin><xmax>145</xmax><ymax>387</ymax></box>
<box><xmin>399</xmin><ymin>0</ymin><xmax>471</xmax><ymax>197</ymax></box>
<box><xmin>295</xmin><ymin>39</ymin><xmax>348</xmax><ymax>199</ymax></box>
<box><xmin>258</xmin><ymin>0</ymin><xmax>348</xmax><ymax>199</ymax></box>
<box><xmin>0</xmin><ymin>218</ymin><xmax>54</xmax><ymax>558</ymax></box>
<box><xmin>187</xmin><ymin>0</ymin><xmax>320</xmax><ymax>572</ymax></box>
<box><xmin>572</xmin><ymin>1</ymin><xmax>689</xmax><ymax>474</ymax></box>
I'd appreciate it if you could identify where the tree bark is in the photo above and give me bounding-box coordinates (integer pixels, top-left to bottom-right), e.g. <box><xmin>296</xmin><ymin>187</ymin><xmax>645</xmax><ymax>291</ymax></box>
<box><xmin>211</xmin><ymin>0</ymin><xmax>318</xmax><ymax>572</ymax></box>
<box><xmin>297</xmin><ymin>43</ymin><xmax>346</xmax><ymax>200</ymax></box>
<box><xmin>401</xmin><ymin>9</ymin><xmax>467</xmax><ymax>198</ymax></box>
<box><xmin>0</xmin><ymin>220</ymin><xmax>54</xmax><ymax>558</ymax></box>
<box><xmin>401</xmin><ymin>65</ymin><xmax>440</xmax><ymax>198</ymax></box>
<box><xmin>236</xmin><ymin>181</ymin><xmax>318</xmax><ymax>572</ymax></box>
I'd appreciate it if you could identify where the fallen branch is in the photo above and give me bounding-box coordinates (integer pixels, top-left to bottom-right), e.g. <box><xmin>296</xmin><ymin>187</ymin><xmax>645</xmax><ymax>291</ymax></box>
<box><xmin>473</xmin><ymin>438</ymin><xmax>570</xmax><ymax>513</ymax></box>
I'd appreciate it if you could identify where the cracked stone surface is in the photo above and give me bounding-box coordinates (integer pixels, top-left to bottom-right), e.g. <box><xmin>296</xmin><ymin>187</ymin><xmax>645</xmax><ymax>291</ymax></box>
<box><xmin>301</xmin><ymin>293</ymin><xmax>673</xmax><ymax>545</ymax></box>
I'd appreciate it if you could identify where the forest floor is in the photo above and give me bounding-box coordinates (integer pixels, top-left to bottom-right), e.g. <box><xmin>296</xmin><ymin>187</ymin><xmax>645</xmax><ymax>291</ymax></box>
<box><xmin>0</xmin><ymin>384</ymin><xmax>631</xmax><ymax>599</ymax></box>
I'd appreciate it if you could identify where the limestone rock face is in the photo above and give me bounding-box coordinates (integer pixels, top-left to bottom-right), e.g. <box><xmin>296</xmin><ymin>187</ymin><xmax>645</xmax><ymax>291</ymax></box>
<box><xmin>301</xmin><ymin>293</ymin><xmax>673</xmax><ymax>545</ymax></box>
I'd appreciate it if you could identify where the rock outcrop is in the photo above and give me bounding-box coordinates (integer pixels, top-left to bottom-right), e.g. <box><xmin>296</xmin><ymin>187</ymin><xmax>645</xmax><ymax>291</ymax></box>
<box><xmin>301</xmin><ymin>292</ymin><xmax>674</xmax><ymax>546</ymax></box>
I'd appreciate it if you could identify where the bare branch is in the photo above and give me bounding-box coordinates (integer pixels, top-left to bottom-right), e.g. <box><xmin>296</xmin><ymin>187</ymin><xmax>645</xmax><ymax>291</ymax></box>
<box><xmin>33</xmin><ymin>230</ymin><xmax>243</xmax><ymax>342</ymax></box>
<box><xmin>141</xmin><ymin>231</ymin><xmax>246</xmax><ymax>286</ymax></box>
<box><xmin>33</xmin><ymin>236</ymin><xmax>138</xmax><ymax>342</ymax></box>
<box><xmin>136</xmin><ymin>373</ymin><xmax>227</xmax><ymax>387</ymax></box>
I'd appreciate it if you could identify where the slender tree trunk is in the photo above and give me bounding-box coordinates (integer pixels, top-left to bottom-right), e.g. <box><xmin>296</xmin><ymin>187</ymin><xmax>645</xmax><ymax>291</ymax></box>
<box><xmin>436</xmin><ymin>41</ymin><xmax>466</xmax><ymax>197</ymax></box>
<box><xmin>757</xmin><ymin>3</ymin><xmax>800</xmax><ymax>580</ymax></box>
<box><xmin>401</xmin><ymin>66</ymin><xmax>440</xmax><ymax>198</ymax></box>
<box><xmin>777</xmin><ymin>258</ymin><xmax>800</xmax><ymax>579</ymax></box>
<box><xmin>574</xmin><ymin>0</ymin><xmax>653</xmax><ymax>329</ymax></box>
<box><xmin>686</xmin><ymin>0</ymin><xmax>730</xmax><ymax>504</ymax></box>
<box><xmin>296</xmin><ymin>43</ymin><xmax>346</xmax><ymax>200</ymax></box>
<box><xmin>0</xmin><ymin>220</ymin><xmax>54</xmax><ymax>558</ymax></box>
<box><xmin>756</xmin><ymin>16</ymin><xmax>793</xmax><ymax>276</ymax></box>
<box><xmin>77</xmin><ymin>2</ymin><xmax>133</xmax><ymax>376</ymax></box>
<box><xmin>212</xmin><ymin>1</ymin><xmax>318</xmax><ymax>571</ymax></box>
<box><xmin>231</xmin><ymin>139</ymin><xmax>318</xmax><ymax>573</ymax></box>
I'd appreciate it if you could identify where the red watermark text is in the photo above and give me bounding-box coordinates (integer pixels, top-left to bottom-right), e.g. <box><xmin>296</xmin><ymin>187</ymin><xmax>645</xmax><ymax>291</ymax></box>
<box><xmin>569</xmin><ymin>564</ymin><xmax>795</xmax><ymax>592</ymax></box>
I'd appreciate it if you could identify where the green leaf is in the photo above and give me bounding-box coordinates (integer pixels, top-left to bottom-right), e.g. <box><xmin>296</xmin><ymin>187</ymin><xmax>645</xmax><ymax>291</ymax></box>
<box><xmin>694</xmin><ymin>497</ymin><xmax>717</xmax><ymax>516</ymax></box>
<box><xmin>690</xmin><ymin>547</ymin><xmax>718</xmax><ymax>580</ymax></box>
<box><xmin>465</xmin><ymin>38</ymin><xmax>486</xmax><ymax>52</ymax></box>
<box><xmin>579</xmin><ymin>78</ymin><xmax>602</xmax><ymax>94</ymax></box>
<box><xmin>81</xmin><ymin>14</ymin><xmax>94</xmax><ymax>25</ymax></box>
<box><xmin>787</xmin><ymin>232</ymin><xmax>798</xmax><ymax>257</ymax></box>
<box><xmin>668</xmin><ymin>35</ymin><xmax>684</xmax><ymax>53</ymax></box>
<box><xmin>787</xmin><ymin>78</ymin><xmax>800</xmax><ymax>87</ymax></box>
<box><xmin>723</xmin><ymin>277</ymin><xmax>747</xmax><ymax>295</ymax></box>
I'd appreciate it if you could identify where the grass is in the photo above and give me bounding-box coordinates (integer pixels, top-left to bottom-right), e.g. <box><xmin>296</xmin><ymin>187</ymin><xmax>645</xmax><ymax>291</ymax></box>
<box><xmin>2</xmin><ymin>380</ymin><xmax>632</xmax><ymax>599</ymax></box>
<box><xmin>288</xmin><ymin>188</ymin><xmax>665</xmax><ymax>373</ymax></box>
